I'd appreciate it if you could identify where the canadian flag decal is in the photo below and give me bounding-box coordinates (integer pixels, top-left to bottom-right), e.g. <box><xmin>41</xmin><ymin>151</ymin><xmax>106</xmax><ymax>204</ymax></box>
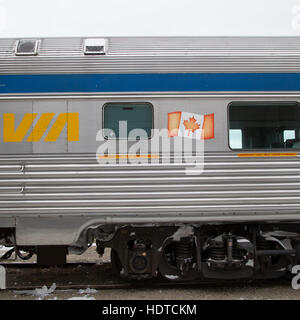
<box><xmin>168</xmin><ymin>112</ymin><xmax>214</xmax><ymax>139</ymax></box>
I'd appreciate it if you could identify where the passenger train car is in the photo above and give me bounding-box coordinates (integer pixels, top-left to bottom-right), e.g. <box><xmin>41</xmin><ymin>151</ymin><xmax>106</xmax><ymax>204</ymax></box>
<box><xmin>0</xmin><ymin>36</ymin><xmax>300</xmax><ymax>280</ymax></box>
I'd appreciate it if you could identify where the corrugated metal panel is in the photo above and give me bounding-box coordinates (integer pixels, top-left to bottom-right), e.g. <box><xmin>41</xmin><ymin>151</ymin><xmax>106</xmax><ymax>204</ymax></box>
<box><xmin>108</xmin><ymin>37</ymin><xmax>300</xmax><ymax>55</ymax></box>
<box><xmin>0</xmin><ymin>152</ymin><xmax>300</xmax><ymax>222</ymax></box>
<box><xmin>0</xmin><ymin>37</ymin><xmax>300</xmax><ymax>74</ymax></box>
<box><xmin>39</xmin><ymin>38</ymin><xmax>84</xmax><ymax>56</ymax></box>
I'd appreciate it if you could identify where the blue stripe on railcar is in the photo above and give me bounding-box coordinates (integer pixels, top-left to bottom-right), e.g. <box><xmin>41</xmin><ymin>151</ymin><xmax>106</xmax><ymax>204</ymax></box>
<box><xmin>0</xmin><ymin>73</ymin><xmax>300</xmax><ymax>93</ymax></box>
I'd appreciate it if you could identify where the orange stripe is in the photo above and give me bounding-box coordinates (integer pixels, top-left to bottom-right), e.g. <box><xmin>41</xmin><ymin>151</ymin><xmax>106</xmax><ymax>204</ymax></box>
<box><xmin>237</xmin><ymin>152</ymin><xmax>298</xmax><ymax>157</ymax></box>
<box><xmin>98</xmin><ymin>154</ymin><xmax>160</xmax><ymax>159</ymax></box>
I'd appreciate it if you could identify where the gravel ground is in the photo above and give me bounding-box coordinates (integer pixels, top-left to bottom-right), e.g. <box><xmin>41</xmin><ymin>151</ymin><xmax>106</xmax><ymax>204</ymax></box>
<box><xmin>0</xmin><ymin>246</ymin><xmax>299</xmax><ymax>300</ymax></box>
<box><xmin>2</xmin><ymin>282</ymin><xmax>300</xmax><ymax>300</ymax></box>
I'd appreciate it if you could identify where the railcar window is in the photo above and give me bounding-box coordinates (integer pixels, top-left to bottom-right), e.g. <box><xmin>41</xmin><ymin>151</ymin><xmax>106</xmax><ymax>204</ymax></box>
<box><xmin>103</xmin><ymin>103</ymin><xmax>153</xmax><ymax>139</ymax></box>
<box><xmin>229</xmin><ymin>102</ymin><xmax>300</xmax><ymax>150</ymax></box>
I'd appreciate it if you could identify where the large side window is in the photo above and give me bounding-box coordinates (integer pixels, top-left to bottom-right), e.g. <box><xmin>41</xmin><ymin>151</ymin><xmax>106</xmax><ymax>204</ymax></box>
<box><xmin>103</xmin><ymin>102</ymin><xmax>153</xmax><ymax>139</ymax></box>
<box><xmin>229</xmin><ymin>102</ymin><xmax>300</xmax><ymax>150</ymax></box>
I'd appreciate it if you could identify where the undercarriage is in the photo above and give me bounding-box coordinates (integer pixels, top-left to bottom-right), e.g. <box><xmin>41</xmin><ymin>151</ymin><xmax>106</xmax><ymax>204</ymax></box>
<box><xmin>1</xmin><ymin>223</ymin><xmax>300</xmax><ymax>282</ymax></box>
<box><xmin>95</xmin><ymin>223</ymin><xmax>300</xmax><ymax>281</ymax></box>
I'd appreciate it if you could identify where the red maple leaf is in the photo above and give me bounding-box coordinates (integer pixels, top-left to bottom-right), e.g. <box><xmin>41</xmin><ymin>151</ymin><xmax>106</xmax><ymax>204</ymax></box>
<box><xmin>183</xmin><ymin>116</ymin><xmax>200</xmax><ymax>136</ymax></box>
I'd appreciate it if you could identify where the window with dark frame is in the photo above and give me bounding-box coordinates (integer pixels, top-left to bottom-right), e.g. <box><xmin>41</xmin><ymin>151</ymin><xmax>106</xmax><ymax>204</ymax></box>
<box><xmin>229</xmin><ymin>102</ymin><xmax>300</xmax><ymax>150</ymax></box>
<box><xmin>103</xmin><ymin>103</ymin><xmax>153</xmax><ymax>139</ymax></box>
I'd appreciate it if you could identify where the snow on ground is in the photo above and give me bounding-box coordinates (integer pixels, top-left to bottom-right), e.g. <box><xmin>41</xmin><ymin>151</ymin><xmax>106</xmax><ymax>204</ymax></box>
<box><xmin>68</xmin><ymin>295</ymin><xmax>96</xmax><ymax>300</ymax></box>
<box><xmin>78</xmin><ymin>288</ymin><xmax>97</xmax><ymax>294</ymax></box>
<box><xmin>13</xmin><ymin>284</ymin><xmax>99</xmax><ymax>300</ymax></box>
<box><xmin>14</xmin><ymin>283</ymin><xmax>57</xmax><ymax>299</ymax></box>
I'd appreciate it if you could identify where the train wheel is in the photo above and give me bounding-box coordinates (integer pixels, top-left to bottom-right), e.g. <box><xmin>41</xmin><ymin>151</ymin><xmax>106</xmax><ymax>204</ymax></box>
<box><xmin>17</xmin><ymin>249</ymin><xmax>34</xmax><ymax>260</ymax></box>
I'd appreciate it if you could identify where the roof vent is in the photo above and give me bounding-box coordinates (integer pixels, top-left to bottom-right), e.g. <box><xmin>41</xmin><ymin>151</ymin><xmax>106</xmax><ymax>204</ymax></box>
<box><xmin>15</xmin><ymin>39</ymin><xmax>39</xmax><ymax>56</ymax></box>
<box><xmin>84</xmin><ymin>38</ymin><xmax>107</xmax><ymax>55</ymax></box>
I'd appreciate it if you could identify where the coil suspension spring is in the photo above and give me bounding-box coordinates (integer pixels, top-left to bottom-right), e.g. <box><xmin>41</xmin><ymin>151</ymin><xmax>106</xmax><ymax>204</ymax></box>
<box><xmin>210</xmin><ymin>246</ymin><xmax>226</xmax><ymax>261</ymax></box>
<box><xmin>175</xmin><ymin>238</ymin><xmax>194</xmax><ymax>266</ymax></box>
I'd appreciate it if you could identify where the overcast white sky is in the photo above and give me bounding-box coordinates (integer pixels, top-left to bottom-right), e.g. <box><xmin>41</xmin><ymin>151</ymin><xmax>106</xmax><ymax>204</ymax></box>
<box><xmin>0</xmin><ymin>0</ymin><xmax>300</xmax><ymax>37</ymax></box>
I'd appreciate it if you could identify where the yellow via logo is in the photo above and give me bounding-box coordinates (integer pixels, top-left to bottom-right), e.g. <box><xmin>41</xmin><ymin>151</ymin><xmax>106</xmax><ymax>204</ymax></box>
<box><xmin>3</xmin><ymin>113</ymin><xmax>79</xmax><ymax>142</ymax></box>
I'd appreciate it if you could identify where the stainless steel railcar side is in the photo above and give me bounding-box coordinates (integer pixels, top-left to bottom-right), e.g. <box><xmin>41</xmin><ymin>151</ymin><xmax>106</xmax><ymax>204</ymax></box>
<box><xmin>0</xmin><ymin>37</ymin><xmax>300</xmax><ymax>280</ymax></box>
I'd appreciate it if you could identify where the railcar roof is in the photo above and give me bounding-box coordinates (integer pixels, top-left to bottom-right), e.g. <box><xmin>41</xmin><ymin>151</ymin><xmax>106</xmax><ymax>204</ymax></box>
<box><xmin>0</xmin><ymin>37</ymin><xmax>300</xmax><ymax>74</ymax></box>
